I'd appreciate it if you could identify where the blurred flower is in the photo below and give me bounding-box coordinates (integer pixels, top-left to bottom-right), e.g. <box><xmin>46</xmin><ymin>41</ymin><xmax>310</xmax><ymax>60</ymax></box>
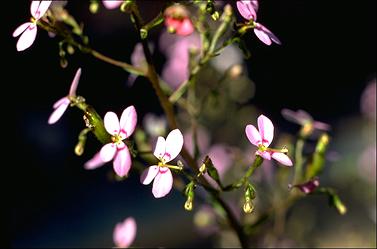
<box><xmin>288</xmin><ymin>177</ymin><xmax>320</xmax><ymax>194</ymax></box>
<box><xmin>99</xmin><ymin>106</ymin><xmax>137</xmax><ymax>177</ymax></box>
<box><xmin>159</xmin><ymin>31</ymin><xmax>201</xmax><ymax>89</ymax></box>
<box><xmin>48</xmin><ymin>68</ymin><xmax>81</xmax><ymax>124</ymax></box>
<box><xmin>281</xmin><ymin>108</ymin><xmax>331</xmax><ymax>132</ymax></box>
<box><xmin>184</xmin><ymin>126</ymin><xmax>211</xmax><ymax>157</ymax></box>
<box><xmin>13</xmin><ymin>1</ymin><xmax>52</xmax><ymax>51</ymax></box>
<box><xmin>140</xmin><ymin>129</ymin><xmax>184</xmax><ymax>198</ymax></box>
<box><xmin>360</xmin><ymin>78</ymin><xmax>376</xmax><ymax>122</ymax></box>
<box><xmin>102</xmin><ymin>0</ymin><xmax>122</xmax><ymax>10</ymax></box>
<box><xmin>357</xmin><ymin>144</ymin><xmax>376</xmax><ymax>184</ymax></box>
<box><xmin>210</xmin><ymin>45</ymin><xmax>243</xmax><ymax>72</ymax></box>
<box><xmin>127</xmin><ymin>42</ymin><xmax>154</xmax><ymax>86</ymax></box>
<box><xmin>113</xmin><ymin>217</ymin><xmax>137</xmax><ymax>248</ymax></box>
<box><xmin>164</xmin><ymin>4</ymin><xmax>194</xmax><ymax>36</ymax></box>
<box><xmin>245</xmin><ymin>115</ymin><xmax>293</xmax><ymax>166</ymax></box>
<box><xmin>143</xmin><ymin>113</ymin><xmax>167</xmax><ymax>138</ymax></box>
<box><xmin>194</xmin><ymin>204</ymin><xmax>219</xmax><ymax>236</ymax></box>
<box><xmin>236</xmin><ymin>0</ymin><xmax>281</xmax><ymax>45</ymax></box>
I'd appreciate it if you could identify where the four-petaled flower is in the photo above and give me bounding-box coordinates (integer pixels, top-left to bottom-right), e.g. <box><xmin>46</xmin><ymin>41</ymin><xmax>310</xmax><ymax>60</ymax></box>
<box><xmin>13</xmin><ymin>1</ymin><xmax>52</xmax><ymax>51</ymax></box>
<box><xmin>140</xmin><ymin>129</ymin><xmax>184</xmax><ymax>198</ymax></box>
<box><xmin>48</xmin><ymin>68</ymin><xmax>81</xmax><ymax>124</ymax></box>
<box><xmin>113</xmin><ymin>217</ymin><xmax>137</xmax><ymax>248</ymax></box>
<box><xmin>236</xmin><ymin>0</ymin><xmax>281</xmax><ymax>46</ymax></box>
<box><xmin>245</xmin><ymin>115</ymin><xmax>293</xmax><ymax>166</ymax></box>
<box><xmin>99</xmin><ymin>106</ymin><xmax>137</xmax><ymax>177</ymax></box>
<box><xmin>164</xmin><ymin>4</ymin><xmax>194</xmax><ymax>36</ymax></box>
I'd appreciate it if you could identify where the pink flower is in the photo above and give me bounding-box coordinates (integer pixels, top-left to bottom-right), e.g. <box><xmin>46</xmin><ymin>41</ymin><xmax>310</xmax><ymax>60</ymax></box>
<box><xmin>84</xmin><ymin>152</ymin><xmax>106</xmax><ymax>170</ymax></box>
<box><xmin>99</xmin><ymin>106</ymin><xmax>137</xmax><ymax>177</ymax></box>
<box><xmin>48</xmin><ymin>68</ymin><xmax>81</xmax><ymax>124</ymax></box>
<box><xmin>281</xmin><ymin>108</ymin><xmax>331</xmax><ymax>131</ymax></box>
<box><xmin>288</xmin><ymin>178</ymin><xmax>320</xmax><ymax>194</ymax></box>
<box><xmin>140</xmin><ymin>129</ymin><xmax>184</xmax><ymax>198</ymax></box>
<box><xmin>245</xmin><ymin>115</ymin><xmax>293</xmax><ymax>166</ymax></box>
<box><xmin>236</xmin><ymin>0</ymin><xmax>281</xmax><ymax>45</ymax></box>
<box><xmin>164</xmin><ymin>4</ymin><xmax>194</xmax><ymax>36</ymax></box>
<box><xmin>113</xmin><ymin>217</ymin><xmax>137</xmax><ymax>248</ymax></box>
<box><xmin>236</xmin><ymin>0</ymin><xmax>259</xmax><ymax>20</ymax></box>
<box><xmin>102</xmin><ymin>0</ymin><xmax>122</xmax><ymax>10</ymax></box>
<box><xmin>13</xmin><ymin>1</ymin><xmax>52</xmax><ymax>51</ymax></box>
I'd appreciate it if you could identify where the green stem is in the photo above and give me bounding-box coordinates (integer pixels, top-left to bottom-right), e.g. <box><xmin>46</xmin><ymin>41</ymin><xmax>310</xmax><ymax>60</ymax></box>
<box><xmin>293</xmin><ymin>138</ymin><xmax>305</xmax><ymax>184</ymax></box>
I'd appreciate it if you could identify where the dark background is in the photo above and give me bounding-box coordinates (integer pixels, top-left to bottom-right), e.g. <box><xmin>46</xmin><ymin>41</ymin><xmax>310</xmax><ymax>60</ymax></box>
<box><xmin>4</xmin><ymin>0</ymin><xmax>376</xmax><ymax>247</ymax></box>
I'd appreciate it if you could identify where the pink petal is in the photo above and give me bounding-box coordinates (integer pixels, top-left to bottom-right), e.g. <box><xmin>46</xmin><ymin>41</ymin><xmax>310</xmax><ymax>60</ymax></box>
<box><xmin>256</xmin><ymin>150</ymin><xmax>271</xmax><ymax>160</ymax></box>
<box><xmin>119</xmin><ymin>106</ymin><xmax>137</xmax><ymax>139</ymax></box>
<box><xmin>140</xmin><ymin>165</ymin><xmax>159</xmax><ymax>185</ymax></box>
<box><xmin>48</xmin><ymin>98</ymin><xmax>69</xmax><ymax>124</ymax></box>
<box><xmin>245</xmin><ymin>124</ymin><xmax>262</xmax><ymax>146</ymax></box>
<box><xmin>13</xmin><ymin>22</ymin><xmax>32</xmax><ymax>37</ymax></box>
<box><xmin>103</xmin><ymin>0</ymin><xmax>122</xmax><ymax>9</ymax></box>
<box><xmin>68</xmin><ymin>68</ymin><xmax>81</xmax><ymax>96</ymax></box>
<box><xmin>84</xmin><ymin>152</ymin><xmax>106</xmax><ymax>170</ymax></box>
<box><xmin>153</xmin><ymin>137</ymin><xmax>166</xmax><ymax>160</ymax></box>
<box><xmin>176</xmin><ymin>19</ymin><xmax>194</xmax><ymax>36</ymax></box>
<box><xmin>257</xmin><ymin>115</ymin><xmax>274</xmax><ymax>147</ymax></box>
<box><xmin>313</xmin><ymin>121</ymin><xmax>331</xmax><ymax>131</ymax></box>
<box><xmin>31</xmin><ymin>1</ymin><xmax>52</xmax><ymax>19</ymax></box>
<box><xmin>236</xmin><ymin>1</ymin><xmax>258</xmax><ymax>20</ymax></box>
<box><xmin>113</xmin><ymin>147</ymin><xmax>132</xmax><ymax>177</ymax></box>
<box><xmin>261</xmin><ymin>25</ymin><xmax>281</xmax><ymax>45</ymax></box>
<box><xmin>113</xmin><ymin>217</ymin><xmax>137</xmax><ymax>248</ymax></box>
<box><xmin>254</xmin><ymin>28</ymin><xmax>272</xmax><ymax>46</ymax></box>
<box><xmin>152</xmin><ymin>167</ymin><xmax>173</xmax><ymax>198</ymax></box>
<box><xmin>16</xmin><ymin>24</ymin><xmax>37</xmax><ymax>51</ymax></box>
<box><xmin>53</xmin><ymin>96</ymin><xmax>69</xmax><ymax>109</ymax></box>
<box><xmin>104</xmin><ymin>111</ymin><xmax>120</xmax><ymax>136</ymax></box>
<box><xmin>100</xmin><ymin>143</ymin><xmax>117</xmax><ymax>162</ymax></box>
<box><xmin>271</xmin><ymin>152</ymin><xmax>293</xmax><ymax>166</ymax></box>
<box><xmin>163</xmin><ymin>129</ymin><xmax>184</xmax><ymax>163</ymax></box>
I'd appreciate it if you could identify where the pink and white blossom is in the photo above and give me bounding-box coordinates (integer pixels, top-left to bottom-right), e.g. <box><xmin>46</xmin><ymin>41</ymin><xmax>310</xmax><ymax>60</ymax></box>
<box><xmin>48</xmin><ymin>68</ymin><xmax>81</xmax><ymax>124</ymax></box>
<box><xmin>140</xmin><ymin>129</ymin><xmax>184</xmax><ymax>198</ymax></box>
<box><xmin>236</xmin><ymin>0</ymin><xmax>281</xmax><ymax>46</ymax></box>
<box><xmin>98</xmin><ymin>106</ymin><xmax>137</xmax><ymax>177</ymax></box>
<box><xmin>13</xmin><ymin>1</ymin><xmax>52</xmax><ymax>51</ymax></box>
<box><xmin>113</xmin><ymin>217</ymin><xmax>137</xmax><ymax>248</ymax></box>
<box><xmin>245</xmin><ymin>115</ymin><xmax>293</xmax><ymax>166</ymax></box>
<box><xmin>164</xmin><ymin>4</ymin><xmax>194</xmax><ymax>36</ymax></box>
<box><xmin>102</xmin><ymin>0</ymin><xmax>122</xmax><ymax>10</ymax></box>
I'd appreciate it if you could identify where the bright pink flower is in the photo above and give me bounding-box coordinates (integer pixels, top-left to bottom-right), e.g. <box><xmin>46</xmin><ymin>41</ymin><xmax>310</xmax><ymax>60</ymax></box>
<box><xmin>102</xmin><ymin>0</ymin><xmax>122</xmax><ymax>10</ymax></box>
<box><xmin>245</xmin><ymin>115</ymin><xmax>293</xmax><ymax>166</ymax></box>
<box><xmin>236</xmin><ymin>0</ymin><xmax>259</xmax><ymax>20</ymax></box>
<box><xmin>140</xmin><ymin>129</ymin><xmax>184</xmax><ymax>198</ymax></box>
<box><xmin>13</xmin><ymin>1</ymin><xmax>52</xmax><ymax>51</ymax></box>
<box><xmin>48</xmin><ymin>68</ymin><xmax>81</xmax><ymax>124</ymax></box>
<box><xmin>99</xmin><ymin>106</ymin><xmax>137</xmax><ymax>177</ymax></box>
<box><xmin>164</xmin><ymin>4</ymin><xmax>194</xmax><ymax>36</ymax></box>
<box><xmin>113</xmin><ymin>217</ymin><xmax>137</xmax><ymax>248</ymax></box>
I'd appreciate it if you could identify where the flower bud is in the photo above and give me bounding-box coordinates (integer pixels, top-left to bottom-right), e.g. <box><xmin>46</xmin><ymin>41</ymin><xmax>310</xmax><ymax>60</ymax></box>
<box><xmin>89</xmin><ymin>1</ymin><xmax>99</xmax><ymax>14</ymax></box>
<box><xmin>243</xmin><ymin>200</ymin><xmax>254</xmax><ymax>213</ymax></box>
<box><xmin>184</xmin><ymin>196</ymin><xmax>193</xmax><ymax>211</ymax></box>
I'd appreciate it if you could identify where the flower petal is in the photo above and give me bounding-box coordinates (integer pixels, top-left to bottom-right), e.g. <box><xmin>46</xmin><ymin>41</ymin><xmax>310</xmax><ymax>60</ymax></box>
<box><xmin>68</xmin><ymin>68</ymin><xmax>81</xmax><ymax>96</ymax></box>
<box><xmin>152</xmin><ymin>168</ymin><xmax>173</xmax><ymax>198</ymax></box>
<box><xmin>176</xmin><ymin>19</ymin><xmax>194</xmax><ymax>36</ymax></box>
<box><xmin>100</xmin><ymin>143</ymin><xmax>117</xmax><ymax>162</ymax></box>
<box><xmin>113</xmin><ymin>217</ymin><xmax>137</xmax><ymax>248</ymax></box>
<box><xmin>257</xmin><ymin>115</ymin><xmax>274</xmax><ymax>147</ymax></box>
<box><xmin>31</xmin><ymin>1</ymin><xmax>52</xmax><ymax>19</ymax></box>
<box><xmin>245</xmin><ymin>124</ymin><xmax>262</xmax><ymax>146</ymax></box>
<box><xmin>164</xmin><ymin>129</ymin><xmax>184</xmax><ymax>163</ymax></box>
<box><xmin>104</xmin><ymin>111</ymin><xmax>120</xmax><ymax>136</ymax></box>
<box><xmin>256</xmin><ymin>150</ymin><xmax>271</xmax><ymax>160</ymax></box>
<box><xmin>103</xmin><ymin>0</ymin><xmax>122</xmax><ymax>9</ymax></box>
<box><xmin>84</xmin><ymin>152</ymin><xmax>106</xmax><ymax>170</ymax></box>
<box><xmin>119</xmin><ymin>105</ymin><xmax>137</xmax><ymax>139</ymax></box>
<box><xmin>13</xmin><ymin>22</ymin><xmax>32</xmax><ymax>37</ymax></box>
<box><xmin>153</xmin><ymin>136</ymin><xmax>166</xmax><ymax>160</ymax></box>
<box><xmin>48</xmin><ymin>98</ymin><xmax>69</xmax><ymax>124</ymax></box>
<box><xmin>16</xmin><ymin>24</ymin><xmax>37</xmax><ymax>51</ymax></box>
<box><xmin>254</xmin><ymin>27</ymin><xmax>272</xmax><ymax>46</ymax></box>
<box><xmin>261</xmin><ymin>25</ymin><xmax>282</xmax><ymax>45</ymax></box>
<box><xmin>271</xmin><ymin>152</ymin><xmax>293</xmax><ymax>166</ymax></box>
<box><xmin>140</xmin><ymin>165</ymin><xmax>159</xmax><ymax>185</ymax></box>
<box><xmin>113</xmin><ymin>147</ymin><xmax>132</xmax><ymax>177</ymax></box>
<box><xmin>236</xmin><ymin>1</ymin><xmax>258</xmax><ymax>20</ymax></box>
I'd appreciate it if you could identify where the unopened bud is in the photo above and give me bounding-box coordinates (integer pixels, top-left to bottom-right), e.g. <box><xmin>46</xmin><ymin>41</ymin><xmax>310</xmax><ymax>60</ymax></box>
<box><xmin>120</xmin><ymin>0</ymin><xmax>133</xmax><ymax>12</ymax></box>
<box><xmin>316</xmin><ymin>133</ymin><xmax>330</xmax><ymax>154</ymax></box>
<box><xmin>89</xmin><ymin>2</ymin><xmax>99</xmax><ymax>14</ymax></box>
<box><xmin>67</xmin><ymin>45</ymin><xmax>75</xmax><ymax>55</ymax></box>
<box><xmin>243</xmin><ymin>200</ymin><xmax>254</xmax><ymax>213</ymax></box>
<box><xmin>333</xmin><ymin>195</ymin><xmax>347</xmax><ymax>215</ymax></box>
<box><xmin>199</xmin><ymin>163</ymin><xmax>206</xmax><ymax>174</ymax></box>
<box><xmin>60</xmin><ymin>58</ymin><xmax>68</xmax><ymax>68</ymax></box>
<box><xmin>211</xmin><ymin>11</ymin><xmax>220</xmax><ymax>21</ymax></box>
<box><xmin>184</xmin><ymin>196</ymin><xmax>193</xmax><ymax>211</ymax></box>
<box><xmin>74</xmin><ymin>142</ymin><xmax>84</xmax><ymax>156</ymax></box>
<box><xmin>140</xmin><ymin>28</ymin><xmax>148</xmax><ymax>40</ymax></box>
